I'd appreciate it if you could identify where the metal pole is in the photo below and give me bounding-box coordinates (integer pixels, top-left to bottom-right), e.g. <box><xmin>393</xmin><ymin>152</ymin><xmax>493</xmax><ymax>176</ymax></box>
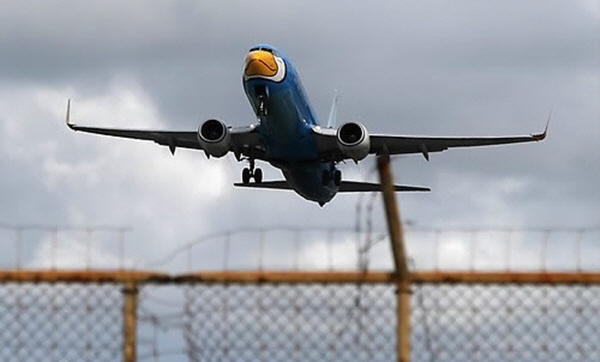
<box><xmin>377</xmin><ymin>154</ymin><xmax>410</xmax><ymax>278</ymax></box>
<box><xmin>397</xmin><ymin>279</ymin><xmax>411</xmax><ymax>362</ymax></box>
<box><xmin>377</xmin><ymin>154</ymin><xmax>411</xmax><ymax>362</ymax></box>
<box><xmin>123</xmin><ymin>281</ymin><xmax>138</xmax><ymax>362</ymax></box>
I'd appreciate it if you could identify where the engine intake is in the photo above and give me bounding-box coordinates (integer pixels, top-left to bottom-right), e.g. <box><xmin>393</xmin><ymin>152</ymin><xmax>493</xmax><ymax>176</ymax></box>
<box><xmin>197</xmin><ymin>119</ymin><xmax>230</xmax><ymax>158</ymax></box>
<box><xmin>336</xmin><ymin>122</ymin><xmax>370</xmax><ymax>161</ymax></box>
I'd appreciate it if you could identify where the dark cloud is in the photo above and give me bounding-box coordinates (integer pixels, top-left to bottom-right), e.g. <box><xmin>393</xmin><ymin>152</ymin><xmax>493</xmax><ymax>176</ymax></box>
<box><xmin>0</xmin><ymin>1</ymin><xmax>598</xmax><ymax>269</ymax></box>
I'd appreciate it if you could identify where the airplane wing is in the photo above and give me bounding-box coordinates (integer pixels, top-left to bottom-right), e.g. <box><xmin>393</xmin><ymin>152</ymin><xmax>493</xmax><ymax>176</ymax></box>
<box><xmin>64</xmin><ymin>100</ymin><xmax>262</xmax><ymax>158</ymax></box>
<box><xmin>368</xmin><ymin>132</ymin><xmax>547</xmax><ymax>161</ymax></box>
<box><xmin>234</xmin><ymin>180</ymin><xmax>430</xmax><ymax>192</ymax></box>
<box><xmin>313</xmin><ymin>120</ymin><xmax>548</xmax><ymax>162</ymax></box>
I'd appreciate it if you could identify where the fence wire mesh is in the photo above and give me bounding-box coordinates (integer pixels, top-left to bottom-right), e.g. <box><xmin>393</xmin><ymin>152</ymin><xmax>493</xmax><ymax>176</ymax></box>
<box><xmin>0</xmin><ymin>280</ymin><xmax>599</xmax><ymax>361</ymax></box>
<box><xmin>412</xmin><ymin>284</ymin><xmax>600</xmax><ymax>362</ymax></box>
<box><xmin>182</xmin><ymin>284</ymin><xmax>396</xmax><ymax>362</ymax></box>
<box><xmin>0</xmin><ymin>283</ymin><xmax>123</xmax><ymax>362</ymax></box>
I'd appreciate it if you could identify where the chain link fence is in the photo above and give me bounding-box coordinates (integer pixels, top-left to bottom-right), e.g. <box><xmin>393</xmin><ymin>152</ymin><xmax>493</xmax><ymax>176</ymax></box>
<box><xmin>0</xmin><ymin>226</ymin><xmax>599</xmax><ymax>361</ymax></box>
<box><xmin>0</xmin><ymin>283</ymin><xmax>123</xmax><ymax>362</ymax></box>
<box><xmin>412</xmin><ymin>284</ymin><xmax>600</xmax><ymax>362</ymax></box>
<box><xmin>182</xmin><ymin>284</ymin><xmax>395</xmax><ymax>362</ymax></box>
<box><xmin>0</xmin><ymin>278</ymin><xmax>599</xmax><ymax>361</ymax></box>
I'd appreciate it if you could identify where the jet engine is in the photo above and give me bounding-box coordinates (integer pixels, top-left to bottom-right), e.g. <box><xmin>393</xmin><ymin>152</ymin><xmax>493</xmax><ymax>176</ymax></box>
<box><xmin>336</xmin><ymin>122</ymin><xmax>370</xmax><ymax>161</ymax></box>
<box><xmin>197</xmin><ymin>119</ymin><xmax>230</xmax><ymax>158</ymax></box>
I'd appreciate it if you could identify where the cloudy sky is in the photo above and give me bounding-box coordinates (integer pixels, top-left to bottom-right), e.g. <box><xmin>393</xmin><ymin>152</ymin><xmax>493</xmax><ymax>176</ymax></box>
<box><xmin>0</xmin><ymin>1</ymin><xmax>598</xmax><ymax>270</ymax></box>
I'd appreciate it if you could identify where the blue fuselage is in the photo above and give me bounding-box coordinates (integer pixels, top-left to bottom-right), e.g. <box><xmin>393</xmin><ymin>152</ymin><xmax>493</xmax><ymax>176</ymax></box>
<box><xmin>242</xmin><ymin>45</ymin><xmax>338</xmax><ymax>204</ymax></box>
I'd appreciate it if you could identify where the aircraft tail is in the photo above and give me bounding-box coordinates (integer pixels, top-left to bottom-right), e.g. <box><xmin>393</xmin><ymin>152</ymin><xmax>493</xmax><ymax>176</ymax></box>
<box><xmin>326</xmin><ymin>90</ymin><xmax>338</xmax><ymax>128</ymax></box>
<box><xmin>234</xmin><ymin>180</ymin><xmax>430</xmax><ymax>192</ymax></box>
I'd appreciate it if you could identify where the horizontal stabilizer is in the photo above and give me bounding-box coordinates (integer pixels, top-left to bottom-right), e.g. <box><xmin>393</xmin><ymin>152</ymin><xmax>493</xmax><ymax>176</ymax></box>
<box><xmin>234</xmin><ymin>181</ymin><xmax>292</xmax><ymax>190</ymax></box>
<box><xmin>338</xmin><ymin>181</ymin><xmax>430</xmax><ymax>192</ymax></box>
<box><xmin>234</xmin><ymin>180</ymin><xmax>430</xmax><ymax>192</ymax></box>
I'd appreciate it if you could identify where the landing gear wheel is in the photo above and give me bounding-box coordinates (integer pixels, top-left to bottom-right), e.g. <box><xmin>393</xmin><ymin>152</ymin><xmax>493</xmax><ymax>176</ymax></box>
<box><xmin>254</xmin><ymin>168</ymin><xmax>263</xmax><ymax>183</ymax></box>
<box><xmin>333</xmin><ymin>170</ymin><xmax>342</xmax><ymax>186</ymax></box>
<box><xmin>242</xmin><ymin>168</ymin><xmax>251</xmax><ymax>184</ymax></box>
<box><xmin>322</xmin><ymin>170</ymin><xmax>331</xmax><ymax>185</ymax></box>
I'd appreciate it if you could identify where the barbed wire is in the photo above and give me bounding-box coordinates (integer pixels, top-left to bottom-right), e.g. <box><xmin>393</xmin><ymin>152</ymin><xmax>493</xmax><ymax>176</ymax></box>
<box><xmin>1</xmin><ymin>224</ymin><xmax>599</xmax><ymax>272</ymax></box>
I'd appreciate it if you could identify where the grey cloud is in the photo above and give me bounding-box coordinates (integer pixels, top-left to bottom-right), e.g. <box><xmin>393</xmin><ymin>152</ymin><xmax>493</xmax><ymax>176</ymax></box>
<box><xmin>0</xmin><ymin>1</ymin><xmax>597</xmax><ymax>270</ymax></box>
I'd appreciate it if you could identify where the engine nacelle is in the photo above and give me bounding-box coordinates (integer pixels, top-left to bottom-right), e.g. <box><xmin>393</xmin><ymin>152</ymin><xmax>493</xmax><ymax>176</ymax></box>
<box><xmin>197</xmin><ymin>119</ymin><xmax>230</xmax><ymax>158</ymax></box>
<box><xmin>336</xmin><ymin>122</ymin><xmax>370</xmax><ymax>161</ymax></box>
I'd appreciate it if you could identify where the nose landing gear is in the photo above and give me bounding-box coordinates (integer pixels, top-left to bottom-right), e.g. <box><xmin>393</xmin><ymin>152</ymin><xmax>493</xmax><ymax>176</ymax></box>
<box><xmin>242</xmin><ymin>159</ymin><xmax>262</xmax><ymax>184</ymax></box>
<box><xmin>258</xmin><ymin>97</ymin><xmax>267</xmax><ymax>117</ymax></box>
<box><xmin>254</xmin><ymin>85</ymin><xmax>268</xmax><ymax>117</ymax></box>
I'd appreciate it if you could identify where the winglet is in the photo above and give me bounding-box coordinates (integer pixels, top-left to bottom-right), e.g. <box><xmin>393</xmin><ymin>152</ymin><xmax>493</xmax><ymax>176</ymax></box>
<box><xmin>65</xmin><ymin>99</ymin><xmax>75</xmax><ymax>129</ymax></box>
<box><xmin>531</xmin><ymin>112</ymin><xmax>551</xmax><ymax>141</ymax></box>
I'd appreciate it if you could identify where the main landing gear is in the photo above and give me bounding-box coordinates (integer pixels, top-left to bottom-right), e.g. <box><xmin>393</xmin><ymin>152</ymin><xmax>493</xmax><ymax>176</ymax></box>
<box><xmin>242</xmin><ymin>159</ymin><xmax>262</xmax><ymax>184</ymax></box>
<box><xmin>322</xmin><ymin>169</ymin><xmax>342</xmax><ymax>187</ymax></box>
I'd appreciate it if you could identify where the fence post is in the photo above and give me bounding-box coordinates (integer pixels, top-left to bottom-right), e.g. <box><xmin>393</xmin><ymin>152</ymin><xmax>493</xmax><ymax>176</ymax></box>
<box><xmin>377</xmin><ymin>154</ymin><xmax>411</xmax><ymax>362</ymax></box>
<box><xmin>123</xmin><ymin>281</ymin><xmax>138</xmax><ymax>362</ymax></box>
<box><xmin>396</xmin><ymin>280</ymin><xmax>411</xmax><ymax>362</ymax></box>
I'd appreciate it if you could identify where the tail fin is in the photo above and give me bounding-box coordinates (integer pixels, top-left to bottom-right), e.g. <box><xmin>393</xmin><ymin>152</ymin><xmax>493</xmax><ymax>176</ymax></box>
<box><xmin>326</xmin><ymin>90</ymin><xmax>338</xmax><ymax>128</ymax></box>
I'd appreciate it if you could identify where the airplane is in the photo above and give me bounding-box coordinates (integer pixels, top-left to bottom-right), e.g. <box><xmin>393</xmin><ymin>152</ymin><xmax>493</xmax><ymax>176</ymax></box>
<box><xmin>66</xmin><ymin>44</ymin><xmax>548</xmax><ymax>206</ymax></box>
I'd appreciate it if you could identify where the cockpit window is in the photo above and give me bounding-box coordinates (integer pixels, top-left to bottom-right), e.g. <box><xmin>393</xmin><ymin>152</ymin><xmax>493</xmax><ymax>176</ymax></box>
<box><xmin>249</xmin><ymin>46</ymin><xmax>274</xmax><ymax>54</ymax></box>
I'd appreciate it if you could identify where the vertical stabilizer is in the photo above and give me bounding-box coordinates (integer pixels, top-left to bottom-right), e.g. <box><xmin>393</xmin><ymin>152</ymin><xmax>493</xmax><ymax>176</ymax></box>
<box><xmin>326</xmin><ymin>90</ymin><xmax>338</xmax><ymax>128</ymax></box>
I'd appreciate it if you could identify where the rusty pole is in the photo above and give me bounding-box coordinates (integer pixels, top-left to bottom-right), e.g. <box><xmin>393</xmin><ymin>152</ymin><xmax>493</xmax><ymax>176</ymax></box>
<box><xmin>123</xmin><ymin>281</ymin><xmax>138</xmax><ymax>362</ymax></box>
<box><xmin>0</xmin><ymin>269</ymin><xmax>597</xmax><ymax>285</ymax></box>
<box><xmin>377</xmin><ymin>154</ymin><xmax>411</xmax><ymax>362</ymax></box>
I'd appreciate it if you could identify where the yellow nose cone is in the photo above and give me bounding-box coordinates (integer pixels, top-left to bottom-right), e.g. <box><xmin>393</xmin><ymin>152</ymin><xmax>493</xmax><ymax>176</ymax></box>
<box><xmin>244</xmin><ymin>50</ymin><xmax>278</xmax><ymax>77</ymax></box>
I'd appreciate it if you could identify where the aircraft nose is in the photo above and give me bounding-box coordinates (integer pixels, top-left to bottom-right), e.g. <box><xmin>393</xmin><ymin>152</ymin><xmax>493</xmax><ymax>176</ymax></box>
<box><xmin>244</xmin><ymin>50</ymin><xmax>278</xmax><ymax>78</ymax></box>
